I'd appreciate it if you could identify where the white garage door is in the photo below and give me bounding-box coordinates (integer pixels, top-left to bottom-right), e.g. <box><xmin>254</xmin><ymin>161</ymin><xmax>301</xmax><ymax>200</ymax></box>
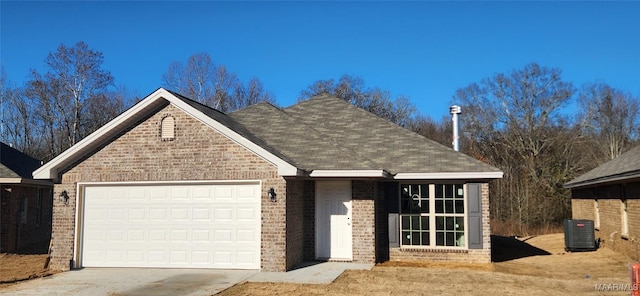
<box><xmin>80</xmin><ymin>182</ymin><xmax>261</xmax><ymax>269</ymax></box>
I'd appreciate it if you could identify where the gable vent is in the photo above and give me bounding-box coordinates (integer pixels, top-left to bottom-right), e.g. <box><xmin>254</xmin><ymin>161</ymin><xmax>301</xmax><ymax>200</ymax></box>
<box><xmin>161</xmin><ymin>116</ymin><xmax>175</xmax><ymax>141</ymax></box>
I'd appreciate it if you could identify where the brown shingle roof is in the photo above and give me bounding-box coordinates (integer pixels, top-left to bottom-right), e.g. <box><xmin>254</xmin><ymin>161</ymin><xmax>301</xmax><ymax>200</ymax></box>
<box><xmin>565</xmin><ymin>144</ymin><xmax>640</xmax><ymax>188</ymax></box>
<box><xmin>231</xmin><ymin>94</ymin><xmax>500</xmax><ymax>175</ymax></box>
<box><xmin>0</xmin><ymin>142</ymin><xmax>41</xmax><ymax>179</ymax></box>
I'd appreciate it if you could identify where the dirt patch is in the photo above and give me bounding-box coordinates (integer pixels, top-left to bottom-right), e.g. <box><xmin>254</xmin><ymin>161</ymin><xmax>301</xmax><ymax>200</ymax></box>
<box><xmin>0</xmin><ymin>253</ymin><xmax>56</xmax><ymax>285</ymax></box>
<box><xmin>220</xmin><ymin>233</ymin><xmax>634</xmax><ymax>296</ymax></box>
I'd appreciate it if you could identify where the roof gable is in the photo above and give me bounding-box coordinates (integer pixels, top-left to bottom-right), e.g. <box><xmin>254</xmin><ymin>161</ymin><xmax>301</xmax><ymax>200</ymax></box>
<box><xmin>34</xmin><ymin>88</ymin><xmax>299</xmax><ymax>181</ymax></box>
<box><xmin>565</xmin><ymin>144</ymin><xmax>640</xmax><ymax>188</ymax></box>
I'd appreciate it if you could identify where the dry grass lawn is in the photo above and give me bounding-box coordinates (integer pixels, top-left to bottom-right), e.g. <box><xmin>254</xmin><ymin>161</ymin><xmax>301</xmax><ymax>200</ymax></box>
<box><xmin>220</xmin><ymin>233</ymin><xmax>634</xmax><ymax>295</ymax></box>
<box><xmin>0</xmin><ymin>253</ymin><xmax>55</xmax><ymax>284</ymax></box>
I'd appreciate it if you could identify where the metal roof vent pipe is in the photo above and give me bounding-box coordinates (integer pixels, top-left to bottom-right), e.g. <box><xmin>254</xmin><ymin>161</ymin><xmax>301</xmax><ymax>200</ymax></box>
<box><xmin>450</xmin><ymin>105</ymin><xmax>462</xmax><ymax>152</ymax></box>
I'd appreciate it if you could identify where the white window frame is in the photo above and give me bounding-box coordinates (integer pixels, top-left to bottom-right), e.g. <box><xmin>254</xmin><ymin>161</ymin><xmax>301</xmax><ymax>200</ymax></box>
<box><xmin>621</xmin><ymin>198</ymin><xmax>629</xmax><ymax>237</ymax></box>
<box><xmin>399</xmin><ymin>182</ymin><xmax>468</xmax><ymax>249</ymax></box>
<box><xmin>594</xmin><ymin>199</ymin><xmax>600</xmax><ymax>230</ymax></box>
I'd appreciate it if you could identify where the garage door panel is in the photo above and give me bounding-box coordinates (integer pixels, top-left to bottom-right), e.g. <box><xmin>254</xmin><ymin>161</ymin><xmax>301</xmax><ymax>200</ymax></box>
<box><xmin>81</xmin><ymin>183</ymin><xmax>260</xmax><ymax>269</ymax></box>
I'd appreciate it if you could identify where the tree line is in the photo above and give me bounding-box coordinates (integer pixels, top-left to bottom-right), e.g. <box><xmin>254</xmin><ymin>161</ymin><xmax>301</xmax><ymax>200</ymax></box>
<box><xmin>2</xmin><ymin>41</ymin><xmax>638</xmax><ymax>232</ymax></box>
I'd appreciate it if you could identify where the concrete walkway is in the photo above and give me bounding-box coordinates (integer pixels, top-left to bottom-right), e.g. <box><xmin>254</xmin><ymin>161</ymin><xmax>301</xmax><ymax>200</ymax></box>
<box><xmin>248</xmin><ymin>262</ymin><xmax>374</xmax><ymax>284</ymax></box>
<box><xmin>0</xmin><ymin>262</ymin><xmax>373</xmax><ymax>295</ymax></box>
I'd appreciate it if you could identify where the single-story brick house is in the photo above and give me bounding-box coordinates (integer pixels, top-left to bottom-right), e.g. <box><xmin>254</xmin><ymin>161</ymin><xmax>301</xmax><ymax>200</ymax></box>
<box><xmin>1</xmin><ymin>142</ymin><xmax>53</xmax><ymax>253</ymax></box>
<box><xmin>34</xmin><ymin>88</ymin><xmax>502</xmax><ymax>272</ymax></box>
<box><xmin>565</xmin><ymin>145</ymin><xmax>640</xmax><ymax>260</ymax></box>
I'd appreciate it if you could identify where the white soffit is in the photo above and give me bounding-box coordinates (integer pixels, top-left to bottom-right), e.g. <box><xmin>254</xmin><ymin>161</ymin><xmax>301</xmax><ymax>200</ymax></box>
<box><xmin>393</xmin><ymin>172</ymin><xmax>504</xmax><ymax>180</ymax></box>
<box><xmin>309</xmin><ymin>170</ymin><xmax>391</xmax><ymax>178</ymax></box>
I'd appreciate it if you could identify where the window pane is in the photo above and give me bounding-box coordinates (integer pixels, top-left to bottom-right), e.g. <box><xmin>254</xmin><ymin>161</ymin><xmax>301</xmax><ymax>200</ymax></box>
<box><xmin>455</xmin><ymin>200</ymin><xmax>464</xmax><ymax>214</ymax></box>
<box><xmin>401</xmin><ymin>185</ymin><xmax>410</xmax><ymax>213</ymax></box>
<box><xmin>402</xmin><ymin>231</ymin><xmax>411</xmax><ymax>245</ymax></box>
<box><xmin>445</xmin><ymin>185</ymin><xmax>453</xmax><ymax>198</ymax></box>
<box><xmin>422</xmin><ymin>232</ymin><xmax>430</xmax><ymax>245</ymax></box>
<box><xmin>435</xmin><ymin>184</ymin><xmax>443</xmax><ymax>198</ymax></box>
<box><xmin>411</xmin><ymin>231</ymin><xmax>420</xmax><ymax>245</ymax></box>
<box><xmin>436</xmin><ymin>232</ymin><xmax>444</xmax><ymax>245</ymax></box>
<box><xmin>435</xmin><ymin>200</ymin><xmax>443</xmax><ymax>213</ymax></box>
<box><xmin>455</xmin><ymin>184</ymin><xmax>464</xmax><ymax>198</ymax></box>
<box><xmin>421</xmin><ymin>199</ymin><xmax>429</xmax><ymax>213</ymax></box>
<box><xmin>436</xmin><ymin>216</ymin><xmax>444</xmax><ymax>230</ymax></box>
<box><xmin>401</xmin><ymin>215</ymin><xmax>411</xmax><ymax>230</ymax></box>
<box><xmin>421</xmin><ymin>216</ymin><xmax>429</xmax><ymax>230</ymax></box>
<box><xmin>446</xmin><ymin>217</ymin><xmax>455</xmax><ymax>230</ymax></box>
<box><xmin>455</xmin><ymin>217</ymin><xmax>464</xmax><ymax>231</ymax></box>
<box><xmin>456</xmin><ymin>232</ymin><xmax>465</xmax><ymax>247</ymax></box>
<box><xmin>420</xmin><ymin>185</ymin><xmax>429</xmax><ymax>198</ymax></box>
<box><xmin>411</xmin><ymin>215</ymin><xmax>419</xmax><ymax>230</ymax></box>
<box><xmin>446</xmin><ymin>232</ymin><xmax>455</xmax><ymax>246</ymax></box>
<box><xmin>445</xmin><ymin>200</ymin><xmax>454</xmax><ymax>213</ymax></box>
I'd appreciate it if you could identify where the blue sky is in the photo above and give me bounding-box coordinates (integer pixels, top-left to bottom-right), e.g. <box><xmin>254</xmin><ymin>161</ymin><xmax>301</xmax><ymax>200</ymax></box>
<box><xmin>1</xmin><ymin>1</ymin><xmax>639</xmax><ymax>120</ymax></box>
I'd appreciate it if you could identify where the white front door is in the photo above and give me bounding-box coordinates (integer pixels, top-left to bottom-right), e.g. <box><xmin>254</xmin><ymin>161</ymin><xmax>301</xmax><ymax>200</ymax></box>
<box><xmin>316</xmin><ymin>180</ymin><xmax>352</xmax><ymax>260</ymax></box>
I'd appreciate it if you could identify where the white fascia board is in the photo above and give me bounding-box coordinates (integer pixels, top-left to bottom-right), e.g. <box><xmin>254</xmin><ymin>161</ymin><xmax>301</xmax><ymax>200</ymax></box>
<box><xmin>0</xmin><ymin>178</ymin><xmax>53</xmax><ymax>186</ymax></box>
<box><xmin>34</xmin><ymin>88</ymin><xmax>302</xmax><ymax>180</ymax></box>
<box><xmin>309</xmin><ymin>170</ymin><xmax>391</xmax><ymax>178</ymax></box>
<box><xmin>33</xmin><ymin>88</ymin><xmax>170</xmax><ymax>181</ymax></box>
<box><xmin>0</xmin><ymin>178</ymin><xmax>23</xmax><ymax>184</ymax></box>
<box><xmin>393</xmin><ymin>171</ymin><xmax>504</xmax><ymax>180</ymax></box>
<box><xmin>166</xmin><ymin>92</ymin><xmax>300</xmax><ymax>176</ymax></box>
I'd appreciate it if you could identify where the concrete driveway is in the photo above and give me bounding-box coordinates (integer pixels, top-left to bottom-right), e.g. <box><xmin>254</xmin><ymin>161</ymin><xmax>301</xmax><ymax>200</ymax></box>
<box><xmin>0</xmin><ymin>268</ymin><xmax>257</xmax><ymax>296</ymax></box>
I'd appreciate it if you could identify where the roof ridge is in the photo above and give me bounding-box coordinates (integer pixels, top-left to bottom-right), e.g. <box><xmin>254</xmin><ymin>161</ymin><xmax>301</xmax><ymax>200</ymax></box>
<box><xmin>289</xmin><ymin>93</ymin><xmax>466</xmax><ymax>156</ymax></box>
<box><xmin>251</xmin><ymin>102</ymin><xmax>386</xmax><ymax>170</ymax></box>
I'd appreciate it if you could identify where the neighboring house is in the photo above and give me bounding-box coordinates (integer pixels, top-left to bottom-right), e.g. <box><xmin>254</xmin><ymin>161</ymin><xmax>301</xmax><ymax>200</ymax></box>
<box><xmin>34</xmin><ymin>88</ymin><xmax>502</xmax><ymax>272</ymax></box>
<box><xmin>1</xmin><ymin>142</ymin><xmax>53</xmax><ymax>253</ymax></box>
<box><xmin>565</xmin><ymin>145</ymin><xmax>640</xmax><ymax>260</ymax></box>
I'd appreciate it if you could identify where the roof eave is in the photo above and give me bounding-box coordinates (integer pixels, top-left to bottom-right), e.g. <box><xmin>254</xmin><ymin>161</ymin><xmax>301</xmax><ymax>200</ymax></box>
<box><xmin>33</xmin><ymin>88</ymin><xmax>301</xmax><ymax>181</ymax></box>
<box><xmin>1</xmin><ymin>178</ymin><xmax>53</xmax><ymax>186</ymax></box>
<box><xmin>564</xmin><ymin>170</ymin><xmax>640</xmax><ymax>189</ymax></box>
<box><xmin>309</xmin><ymin>170</ymin><xmax>392</xmax><ymax>178</ymax></box>
<box><xmin>393</xmin><ymin>171</ymin><xmax>504</xmax><ymax>180</ymax></box>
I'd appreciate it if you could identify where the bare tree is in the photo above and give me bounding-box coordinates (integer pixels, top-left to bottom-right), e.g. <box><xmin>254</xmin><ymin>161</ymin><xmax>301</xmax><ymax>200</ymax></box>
<box><xmin>231</xmin><ymin>77</ymin><xmax>276</xmax><ymax>111</ymax></box>
<box><xmin>44</xmin><ymin>41</ymin><xmax>114</xmax><ymax>146</ymax></box>
<box><xmin>578</xmin><ymin>82</ymin><xmax>640</xmax><ymax>163</ymax></box>
<box><xmin>299</xmin><ymin>74</ymin><xmax>416</xmax><ymax>125</ymax></box>
<box><xmin>454</xmin><ymin>63</ymin><xmax>576</xmax><ymax>229</ymax></box>
<box><xmin>406</xmin><ymin>115</ymin><xmax>452</xmax><ymax>147</ymax></box>
<box><xmin>162</xmin><ymin>52</ymin><xmax>272</xmax><ymax>112</ymax></box>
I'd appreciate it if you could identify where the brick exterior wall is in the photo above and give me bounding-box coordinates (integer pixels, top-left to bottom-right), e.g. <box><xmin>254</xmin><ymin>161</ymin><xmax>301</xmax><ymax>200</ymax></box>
<box><xmin>0</xmin><ymin>185</ymin><xmax>52</xmax><ymax>253</ymax></box>
<box><xmin>49</xmin><ymin>103</ymin><xmax>288</xmax><ymax>272</ymax></box>
<box><xmin>352</xmin><ymin>180</ymin><xmax>376</xmax><ymax>263</ymax></box>
<box><xmin>388</xmin><ymin>183</ymin><xmax>491</xmax><ymax>263</ymax></box>
<box><xmin>375</xmin><ymin>181</ymin><xmax>389</xmax><ymax>262</ymax></box>
<box><xmin>571</xmin><ymin>182</ymin><xmax>640</xmax><ymax>260</ymax></box>
<box><xmin>302</xmin><ymin>180</ymin><xmax>316</xmax><ymax>261</ymax></box>
<box><xmin>285</xmin><ymin>179</ymin><xmax>316</xmax><ymax>269</ymax></box>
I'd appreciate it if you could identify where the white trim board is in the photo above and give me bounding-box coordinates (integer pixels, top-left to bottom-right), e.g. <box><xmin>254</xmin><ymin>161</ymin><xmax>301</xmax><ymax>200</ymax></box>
<box><xmin>393</xmin><ymin>172</ymin><xmax>504</xmax><ymax>180</ymax></box>
<box><xmin>309</xmin><ymin>170</ymin><xmax>391</xmax><ymax>178</ymax></box>
<box><xmin>33</xmin><ymin>88</ymin><xmax>299</xmax><ymax>181</ymax></box>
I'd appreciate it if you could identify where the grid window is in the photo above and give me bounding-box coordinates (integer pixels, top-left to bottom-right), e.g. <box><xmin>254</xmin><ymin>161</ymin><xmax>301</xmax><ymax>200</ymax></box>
<box><xmin>399</xmin><ymin>183</ymin><xmax>465</xmax><ymax>248</ymax></box>
<box><xmin>435</xmin><ymin>184</ymin><xmax>464</xmax><ymax>214</ymax></box>
<box><xmin>622</xmin><ymin>199</ymin><xmax>629</xmax><ymax>236</ymax></box>
<box><xmin>400</xmin><ymin>184</ymin><xmax>429</xmax><ymax>214</ymax></box>
<box><xmin>401</xmin><ymin>215</ymin><xmax>430</xmax><ymax>246</ymax></box>
<box><xmin>435</xmin><ymin>216</ymin><xmax>465</xmax><ymax>247</ymax></box>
